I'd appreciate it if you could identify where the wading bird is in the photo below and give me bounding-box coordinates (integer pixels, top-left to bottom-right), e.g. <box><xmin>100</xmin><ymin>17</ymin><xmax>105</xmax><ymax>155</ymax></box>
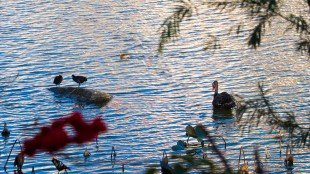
<box><xmin>72</xmin><ymin>75</ymin><xmax>87</xmax><ymax>87</ymax></box>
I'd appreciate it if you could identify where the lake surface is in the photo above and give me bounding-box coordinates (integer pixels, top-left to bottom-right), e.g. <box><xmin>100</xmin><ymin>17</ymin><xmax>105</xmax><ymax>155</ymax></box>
<box><xmin>0</xmin><ymin>1</ymin><xmax>309</xmax><ymax>173</ymax></box>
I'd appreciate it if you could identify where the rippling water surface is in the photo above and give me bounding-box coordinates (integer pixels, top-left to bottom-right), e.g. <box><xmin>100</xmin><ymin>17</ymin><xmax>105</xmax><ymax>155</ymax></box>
<box><xmin>0</xmin><ymin>1</ymin><xmax>309</xmax><ymax>173</ymax></box>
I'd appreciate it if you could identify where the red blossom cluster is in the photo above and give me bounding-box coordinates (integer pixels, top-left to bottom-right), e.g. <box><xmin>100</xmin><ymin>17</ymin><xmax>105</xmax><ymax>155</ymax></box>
<box><xmin>24</xmin><ymin>111</ymin><xmax>107</xmax><ymax>156</ymax></box>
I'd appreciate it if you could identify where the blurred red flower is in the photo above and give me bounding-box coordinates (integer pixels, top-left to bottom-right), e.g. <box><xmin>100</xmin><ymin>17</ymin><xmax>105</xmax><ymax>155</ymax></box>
<box><xmin>24</xmin><ymin>111</ymin><xmax>107</xmax><ymax>156</ymax></box>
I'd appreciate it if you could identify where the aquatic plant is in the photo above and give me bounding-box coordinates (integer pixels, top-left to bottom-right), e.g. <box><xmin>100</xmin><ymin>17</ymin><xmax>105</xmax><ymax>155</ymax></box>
<box><xmin>146</xmin><ymin>124</ymin><xmax>234</xmax><ymax>174</ymax></box>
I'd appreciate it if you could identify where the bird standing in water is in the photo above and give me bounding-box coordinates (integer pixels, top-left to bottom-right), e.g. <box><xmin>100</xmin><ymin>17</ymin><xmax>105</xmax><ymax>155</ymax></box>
<box><xmin>2</xmin><ymin>122</ymin><xmax>10</xmax><ymax>137</ymax></box>
<box><xmin>72</xmin><ymin>75</ymin><xmax>87</xmax><ymax>87</ymax></box>
<box><xmin>53</xmin><ymin>75</ymin><xmax>63</xmax><ymax>86</ymax></box>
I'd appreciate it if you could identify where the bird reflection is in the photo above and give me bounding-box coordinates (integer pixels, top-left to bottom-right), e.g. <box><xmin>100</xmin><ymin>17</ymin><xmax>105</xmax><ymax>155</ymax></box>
<box><xmin>212</xmin><ymin>107</ymin><xmax>233</xmax><ymax>120</ymax></box>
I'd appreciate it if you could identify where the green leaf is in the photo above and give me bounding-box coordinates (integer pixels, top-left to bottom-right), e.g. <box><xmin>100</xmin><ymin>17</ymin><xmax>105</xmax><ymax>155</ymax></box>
<box><xmin>194</xmin><ymin>125</ymin><xmax>206</xmax><ymax>140</ymax></box>
<box><xmin>186</xmin><ymin>125</ymin><xmax>197</xmax><ymax>138</ymax></box>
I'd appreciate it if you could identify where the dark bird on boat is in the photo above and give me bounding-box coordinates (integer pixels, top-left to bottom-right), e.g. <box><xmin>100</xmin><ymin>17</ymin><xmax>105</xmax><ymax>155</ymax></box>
<box><xmin>14</xmin><ymin>152</ymin><xmax>24</xmax><ymax>171</ymax></box>
<box><xmin>212</xmin><ymin>80</ymin><xmax>236</xmax><ymax>109</ymax></box>
<box><xmin>72</xmin><ymin>75</ymin><xmax>87</xmax><ymax>87</ymax></box>
<box><xmin>53</xmin><ymin>75</ymin><xmax>63</xmax><ymax>86</ymax></box>
<box><xmin>52</xmin><ymin>157</ymin><xmax>70</xmax><ymax>173</ymax></box>
<box><xmin>2</xmin><ymin>122</ymin><xmax>10</xmax><ymax>137</ymax></box>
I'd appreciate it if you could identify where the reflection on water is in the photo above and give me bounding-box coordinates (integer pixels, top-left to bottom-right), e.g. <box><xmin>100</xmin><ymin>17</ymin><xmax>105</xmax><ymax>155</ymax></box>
<box><xmin>212</xmin><ymin>107</ymin><xmax>234</xmax><ymax>120</ymax></box>
<box><xmin>0</xmin><ymin>0</ymin><xmax>309</xmax><ymax>173</ymax></box>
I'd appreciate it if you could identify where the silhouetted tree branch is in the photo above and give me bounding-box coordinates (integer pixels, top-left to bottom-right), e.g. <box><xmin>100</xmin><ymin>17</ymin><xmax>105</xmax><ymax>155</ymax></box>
<box><xmin>236</xmin><ymin>82</ymin><xmax>310</xmax><ymax>148</ymax></box>
<box><xmin>159</xmin><ymin>0</ymin><xmax>310</xmax><ymax>55</ymax></box>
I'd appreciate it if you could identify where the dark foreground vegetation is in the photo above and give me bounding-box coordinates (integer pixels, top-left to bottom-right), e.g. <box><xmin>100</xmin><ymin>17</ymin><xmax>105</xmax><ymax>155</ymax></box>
<box><xmin>145</xmin><ymin>83</ymin><xmax>309</xmax><ymax>174</ymax></box>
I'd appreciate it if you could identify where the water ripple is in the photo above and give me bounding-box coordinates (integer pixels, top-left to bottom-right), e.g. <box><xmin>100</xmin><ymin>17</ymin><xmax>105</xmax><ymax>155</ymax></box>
<box><xmin>0</xmin><ymin>0</ymin><xmax>309</xmax><ymax>173</ymax></box>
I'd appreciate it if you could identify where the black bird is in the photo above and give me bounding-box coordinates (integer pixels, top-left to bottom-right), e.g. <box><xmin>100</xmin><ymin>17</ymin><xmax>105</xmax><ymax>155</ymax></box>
<box><xmin>212</xmin><ymin>80</ymin><xmax>236</xmax><ymax>109</ymax></box>
<box><xmin>53</xmin><ymin>75</ymin><xmax>63</xmax><ymax>86</ymax></box>
<box><xmin>52</xmin><ymin>157</ymin><xmax>70</xmax><ymax>173</ymax></box>
<box><xmin>72</xmin><ymin>75</ymin><xmax>87</xmax><ymax>87</ymax></box>
<box><xmin>2</xmin><ymin>122</ymin><xmax>10</xmax><ymax>137</ymax></box>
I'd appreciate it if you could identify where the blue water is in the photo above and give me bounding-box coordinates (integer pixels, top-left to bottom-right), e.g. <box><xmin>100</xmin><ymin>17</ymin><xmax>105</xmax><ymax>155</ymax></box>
<box><xmin>0</xmin><ymin>1</ymin><xmax>309</xmax><ymax>173</ymax></box>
